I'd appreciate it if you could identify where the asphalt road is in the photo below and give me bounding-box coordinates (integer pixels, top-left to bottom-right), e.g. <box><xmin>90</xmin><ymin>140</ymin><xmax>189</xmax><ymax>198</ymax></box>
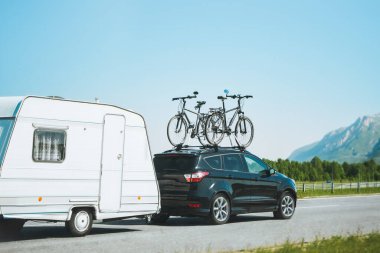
<box><xmin>1</xmin><ymin>194</ymin><xmax>380</xmax><ymax>253</ymax></box>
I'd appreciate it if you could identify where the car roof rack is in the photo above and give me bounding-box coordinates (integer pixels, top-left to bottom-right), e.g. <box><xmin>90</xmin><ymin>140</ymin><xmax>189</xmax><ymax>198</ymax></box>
<box><xmin>170</xmin><ymin>144</ymin><xmax>246</xmax><ymax>152</ymax></box>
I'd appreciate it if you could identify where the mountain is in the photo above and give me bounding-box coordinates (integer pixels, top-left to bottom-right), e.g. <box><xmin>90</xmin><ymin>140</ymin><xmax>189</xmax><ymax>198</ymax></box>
<box><xmin>289</xmin><ymin>114</ymin><xmax>380</xmax><ymax>163</ymax></box>
<box><xmin>368</xmin><ymin>138</ymin><xmax>380</xmax><ymax>163</ymax></box>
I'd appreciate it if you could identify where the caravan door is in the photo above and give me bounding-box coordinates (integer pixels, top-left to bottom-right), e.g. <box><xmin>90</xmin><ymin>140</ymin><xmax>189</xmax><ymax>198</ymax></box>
<box><xmin>99</xmin><ymin>114</ymin><xmax>125</xmax><ymax>212</ymax></box>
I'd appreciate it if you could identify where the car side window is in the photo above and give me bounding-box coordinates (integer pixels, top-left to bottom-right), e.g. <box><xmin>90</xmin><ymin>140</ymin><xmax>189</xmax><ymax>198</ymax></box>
<box><xmin>223</xmin><ymin>154</ymin><xmax>247</xmax><ymax>172</ymax></box>
<box><xmin>204</xmin><ymin>156</ymin><xmax>222</xmax><ymax>170</ymax></box>
<box><xmin>244</xmin><ymin>155</ymin><xmax>267</xmax><ymax>174</ymax></box>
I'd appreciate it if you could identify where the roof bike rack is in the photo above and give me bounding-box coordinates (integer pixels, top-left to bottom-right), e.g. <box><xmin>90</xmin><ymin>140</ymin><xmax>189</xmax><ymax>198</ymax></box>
<box><xmin>171</xmin><ymin>143</ymin><xmax>245</xmax><ymax>152</ymax></box>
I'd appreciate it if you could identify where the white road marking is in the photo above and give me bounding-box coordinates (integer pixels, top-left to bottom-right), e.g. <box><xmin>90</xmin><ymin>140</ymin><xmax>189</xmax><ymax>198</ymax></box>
<box><xmin>298</xmin><ymin>205</ymin><xmax>340</xmax><ymax>209</ymax></box>
<box><xmin>299</xmin><ymin>194</ymin><xmax>380</xmax><ymax>201</ymax></box>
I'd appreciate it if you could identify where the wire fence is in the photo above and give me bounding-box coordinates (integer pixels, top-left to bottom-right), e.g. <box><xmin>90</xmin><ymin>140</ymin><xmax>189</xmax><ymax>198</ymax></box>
<box><xmin>296</xmin><ymin>181</ymin><xmax>380</xmax><ymax>192</ymax></box>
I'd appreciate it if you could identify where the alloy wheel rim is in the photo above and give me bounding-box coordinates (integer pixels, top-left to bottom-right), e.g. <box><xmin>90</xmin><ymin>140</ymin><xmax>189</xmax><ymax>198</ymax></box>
<box><xmin>281</xmin><ymin>196</ymin><xmax>294</xmax><ymax>217</ymax></box>
<box><xmin>74</xmin><ymin>211</ymin><xmax>90</xmax><ymax>232</ymax></box>
<box><xmin>213</xmin><ymin>197</ymin><xmax>229</xmax><ymax>222</ymax></box>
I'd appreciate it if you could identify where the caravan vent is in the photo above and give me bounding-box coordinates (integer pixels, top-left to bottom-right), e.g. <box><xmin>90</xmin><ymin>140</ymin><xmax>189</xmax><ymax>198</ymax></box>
<box><xmin>47</xmin><ymin>96</ymin><xmax>65</xmax><ymax>100</ymax></box>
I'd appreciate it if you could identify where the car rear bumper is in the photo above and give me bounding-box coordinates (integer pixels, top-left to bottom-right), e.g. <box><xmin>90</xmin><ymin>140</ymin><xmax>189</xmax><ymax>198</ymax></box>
<box><xmin>161</xmin><ymin>197</ymin><xmax>210</xmax><ymax>217</ymax></box>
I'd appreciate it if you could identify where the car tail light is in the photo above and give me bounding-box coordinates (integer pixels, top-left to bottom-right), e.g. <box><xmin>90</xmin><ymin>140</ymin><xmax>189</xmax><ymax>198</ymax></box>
<box><xmin>184</xmin><ymin>171</ymin><xmax>209</xmax><ymax>183</ymax></box>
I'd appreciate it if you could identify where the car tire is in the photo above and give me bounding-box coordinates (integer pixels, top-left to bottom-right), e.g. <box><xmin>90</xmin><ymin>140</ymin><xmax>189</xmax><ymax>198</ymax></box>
<box><xmin>208</xmin><ymin>193</ymin><xmax>230</xmax><ymax>225</ymax></box>
<box><xmin>66</xmin><ymin>209</ymin><xmax>93</xmax><ymax>237</ymax></box>
<box><xmin>145</xmin><ymin>213</ymin><xmax>170</xmax><ymax>225</ymax></box>
<box><xmin>273</xmin><ymin>192</ymin><xmax>295</xmax><ymax>219</ymax></box>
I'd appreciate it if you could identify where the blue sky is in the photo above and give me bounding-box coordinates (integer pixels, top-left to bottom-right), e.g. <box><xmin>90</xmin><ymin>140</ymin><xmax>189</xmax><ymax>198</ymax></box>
<box><xmin>1</xmin><ymin>0</ymin><xmax>379</xmax><ymax>159</ymax></box>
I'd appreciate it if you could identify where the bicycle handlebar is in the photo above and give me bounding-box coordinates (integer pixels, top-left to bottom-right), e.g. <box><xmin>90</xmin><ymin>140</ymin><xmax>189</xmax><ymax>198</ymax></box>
<box><xmin>219</xmin><ymin>94</ymin><xmax>253</xmax><ymax>100</ymax></box>
<box><xmin>172</xmin><ymin>95</ymin><xmax>197</xmax><ymax>101</ymax></box>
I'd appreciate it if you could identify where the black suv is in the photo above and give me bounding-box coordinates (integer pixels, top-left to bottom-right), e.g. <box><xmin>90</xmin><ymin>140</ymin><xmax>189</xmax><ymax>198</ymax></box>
<box><xmin>151</xmin><ymin>147</ymin><xmax>297</xmax><ymax>225</ymax></box>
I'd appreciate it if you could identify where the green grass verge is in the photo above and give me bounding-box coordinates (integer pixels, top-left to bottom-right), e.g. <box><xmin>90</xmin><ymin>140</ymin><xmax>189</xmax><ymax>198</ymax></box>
<box><xmin>231</xmin><ymin>232</ymin><xmax>380</xmax><ymax>253</ymax></box>
<box><xmin>298</xmin><ymin>187</ymin><xmax>380</xmax><ymax>198</ymax></box>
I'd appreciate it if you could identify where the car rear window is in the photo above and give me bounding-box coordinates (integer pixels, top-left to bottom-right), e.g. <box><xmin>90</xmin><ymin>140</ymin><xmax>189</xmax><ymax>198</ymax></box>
<box><xmin>154</xmin><ymin>155</ymin><xmax>198</xmax><ymax>174</ymax></box>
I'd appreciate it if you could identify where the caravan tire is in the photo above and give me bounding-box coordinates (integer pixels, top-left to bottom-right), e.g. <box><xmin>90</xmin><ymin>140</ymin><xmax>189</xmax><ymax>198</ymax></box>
<box><xmin>0</xmin><ymin>219</ymin><xmax>25</xmax><ymax>238</ymax></box>
<box><xmin>66</xmin><ymin>209</ymin><xmax>93</xmax><ymax>237</ymax></box>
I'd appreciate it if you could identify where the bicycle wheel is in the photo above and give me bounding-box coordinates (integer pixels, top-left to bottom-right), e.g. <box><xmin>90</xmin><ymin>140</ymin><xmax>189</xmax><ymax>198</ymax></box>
<box><xmin>234</xmin><ymin>116</ymin><xmax>254</xmax><ymax>147</ymax></box>
<box><xmin>167</xmin><ymin>115</ymin><xmax>188</xmax><ymax>146</ymax></box>
<box><xmin>196</xmin><ymin>117</ymin><xmax>208</xmax><ymax>146</ymax></box>
<box><xmin>205</xmin><ymin>112</ymin><xmax>225</xmax><ymax>145</ymax></box>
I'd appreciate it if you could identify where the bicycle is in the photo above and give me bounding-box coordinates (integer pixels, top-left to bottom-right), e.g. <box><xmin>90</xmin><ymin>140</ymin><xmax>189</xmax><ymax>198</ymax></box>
<box><xmin>205</xmin><ymin>90</ymin><xmax>254</xmax><ymax>147</ymax></box>
<box><xmin>167</xmin><ymin>91</ymin><xmax>209</xmax><ymax>147</ymax></box>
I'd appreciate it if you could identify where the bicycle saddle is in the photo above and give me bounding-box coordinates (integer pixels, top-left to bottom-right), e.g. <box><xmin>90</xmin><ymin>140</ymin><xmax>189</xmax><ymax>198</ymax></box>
<box><xmin>195</xmin><ymin>101</ymin><xmax>206</xmax><ymax>109</ymax></box>
<box><xmin>209</xmin><ymin>107</ymin><xmax>222</xmax><ymax>111</ymax></box>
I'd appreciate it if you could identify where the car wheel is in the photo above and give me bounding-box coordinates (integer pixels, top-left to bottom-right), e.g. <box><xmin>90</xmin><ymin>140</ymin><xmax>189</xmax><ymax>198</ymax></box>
<box><xmin>145</xmin><ymin>213</ymin><xmax>170</xmax><ymax>225</ymax></box>
<box><xmin>66</xmin><ymin>209</ymin><xmax>93</xmax><ymax>237</ymax></box>
<box><xmin>208</xmin><ymin>193</ymin><xmax>230</xmax><ymax>225</ymax></box>
<box><xmin>273</xmin><ymin>192</ymin><xmax>295</xmax><ymax>219</ymax></box>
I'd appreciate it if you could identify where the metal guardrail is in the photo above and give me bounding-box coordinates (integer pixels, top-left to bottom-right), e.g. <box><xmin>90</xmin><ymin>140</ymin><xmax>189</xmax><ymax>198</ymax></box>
<box><xmin>296</xmin><ymin>182</ymin><xmax>380</xmax><ymax>192</ymax></box>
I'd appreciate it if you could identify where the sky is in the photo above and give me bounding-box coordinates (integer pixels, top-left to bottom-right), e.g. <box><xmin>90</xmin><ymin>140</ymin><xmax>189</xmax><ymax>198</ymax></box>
<box><xmin>0</xmin><ymin>0</ymin><xmax>379</xmax><ymax>160</ymax></box>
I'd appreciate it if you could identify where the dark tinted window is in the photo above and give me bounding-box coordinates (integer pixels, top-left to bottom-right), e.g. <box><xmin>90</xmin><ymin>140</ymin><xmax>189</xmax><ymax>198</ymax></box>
<box><xmin>154</xmin><ymin>155</ymin><xmax>197</xmax><ymax>174</ymax></box>
<box><xmin>244</xmin><ymin>155</ymin><xmax>267</xmax><ymax>174</ymax></box>
<box><xmin>204</xmin><ymin>156</ymin><xmax>222</xmax><ymax>170</ymax></box>
<box><xmin>223</xmin><ymin>154</ymin><xmax>247</xmax><ymax>172</ymax></box>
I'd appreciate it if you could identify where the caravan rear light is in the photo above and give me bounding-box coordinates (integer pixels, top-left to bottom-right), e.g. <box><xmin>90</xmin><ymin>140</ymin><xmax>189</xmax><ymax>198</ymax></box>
<box><xmin>184</xmin><ymin>171</ymin><xmax>209</xmax><ymax>183</ymax></box>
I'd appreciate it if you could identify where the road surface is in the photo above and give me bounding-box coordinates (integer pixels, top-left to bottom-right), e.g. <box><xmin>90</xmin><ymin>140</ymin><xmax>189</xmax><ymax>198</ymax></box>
<box><xmin>1</xmin><ymin>194</ymin><xmax>380</xmax><ymax>253</ymax></box>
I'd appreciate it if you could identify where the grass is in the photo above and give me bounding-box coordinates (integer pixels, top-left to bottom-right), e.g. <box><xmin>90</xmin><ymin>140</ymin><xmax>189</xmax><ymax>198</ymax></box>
<box><xmin>298</xmin><ymin>187</ymin><xmax>380</xmax><ymax>198</ymax></box>
<box><xmin>228</xmin><ymin>232</ymin><xmax>380</xmax><ymax>253</ymax></box>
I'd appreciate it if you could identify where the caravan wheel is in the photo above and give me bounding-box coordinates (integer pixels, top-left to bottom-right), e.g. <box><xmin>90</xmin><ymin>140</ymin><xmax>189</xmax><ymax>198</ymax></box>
<box><xmin>0</xmin><ymin>219</ymin><xmax>25</xmax><ymax>238</ymax></box>
<box><xmin>66</xmin><ymin>209</ymin><xmax>93</xmax><ymax>237</ymax></box>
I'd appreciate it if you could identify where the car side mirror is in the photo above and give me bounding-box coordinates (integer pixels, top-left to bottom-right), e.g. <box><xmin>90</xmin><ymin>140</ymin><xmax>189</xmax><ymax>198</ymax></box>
<box><xmin>269</xmin><ymin>168</ymin><xmax>276</xmax><ymax>175</ymax></box>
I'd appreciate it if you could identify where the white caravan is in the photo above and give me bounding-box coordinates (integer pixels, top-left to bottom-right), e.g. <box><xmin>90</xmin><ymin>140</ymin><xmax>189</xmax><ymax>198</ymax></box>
<box><xmin>0</xmin><ymin>96</ymin><xmax>160</xmax><ymax>236</ymax></box>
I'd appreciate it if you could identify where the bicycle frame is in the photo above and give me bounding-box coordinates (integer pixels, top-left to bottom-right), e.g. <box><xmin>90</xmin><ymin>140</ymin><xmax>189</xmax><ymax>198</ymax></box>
<box><xmin>219</xmin><ymin>98</ymin><xmax>244</xmax><ymax>132</ymax></box>
<box><xmin>176</xmin><ymin>99</ymin><xmax>204</xmax><ymax>134</ymax></box>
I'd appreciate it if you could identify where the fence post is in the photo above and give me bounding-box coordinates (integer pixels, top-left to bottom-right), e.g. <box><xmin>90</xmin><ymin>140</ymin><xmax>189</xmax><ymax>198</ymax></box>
<box><xmin>357</xmin><ymin>182</ymin><xmax>360</xmax><ymax>192</ymax></box>
<box><xmin>303</xmin><ymin>183</ymin><xmax>305</xmax><ymax>193</ymax></box>
<box><xmin>350</xmin><ymin>182</ymin><xmax>352</xmax><ymax>189</ymax></box>
<box><xmin>313</xmin><ymin>183</ymin><xmax>315</xmax><ymax>191</ymax></box>
<box><xmin>322</xmin><ymin>183</ymin><xmax>324</xmax><ymax>190</ymax></box>
<box><xmin>331</xmin><ymin>182</ymin><xmax>334</xmax><ymax>193</ymax></box>
<box><xmin>341</xmin><ymin>183</ymin><xmax>343</xmax><ymax>190</ymax></box>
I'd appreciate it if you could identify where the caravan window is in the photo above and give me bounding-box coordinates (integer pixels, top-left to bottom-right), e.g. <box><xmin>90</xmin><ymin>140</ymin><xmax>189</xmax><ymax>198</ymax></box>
<box><xmin>0</xmin><ymin>118</ymin><xmax>15</xmax><ymax>167</ymax></box>
<box><xmin>33</xmin><ymin>130</ymin><xmax>66</xmax><ymax>162</ymax></box>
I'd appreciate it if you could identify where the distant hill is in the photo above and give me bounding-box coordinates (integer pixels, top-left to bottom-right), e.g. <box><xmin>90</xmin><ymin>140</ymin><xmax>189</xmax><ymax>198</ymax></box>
<box><xmin>368</xmin><ymin>139</ymin><xmax>380</xmax><ymax>163</ymax></box>
<box><xmin>289</xmin><ymin>114</ymin><xmax>380</xmax><ymax>163</ymax></box>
